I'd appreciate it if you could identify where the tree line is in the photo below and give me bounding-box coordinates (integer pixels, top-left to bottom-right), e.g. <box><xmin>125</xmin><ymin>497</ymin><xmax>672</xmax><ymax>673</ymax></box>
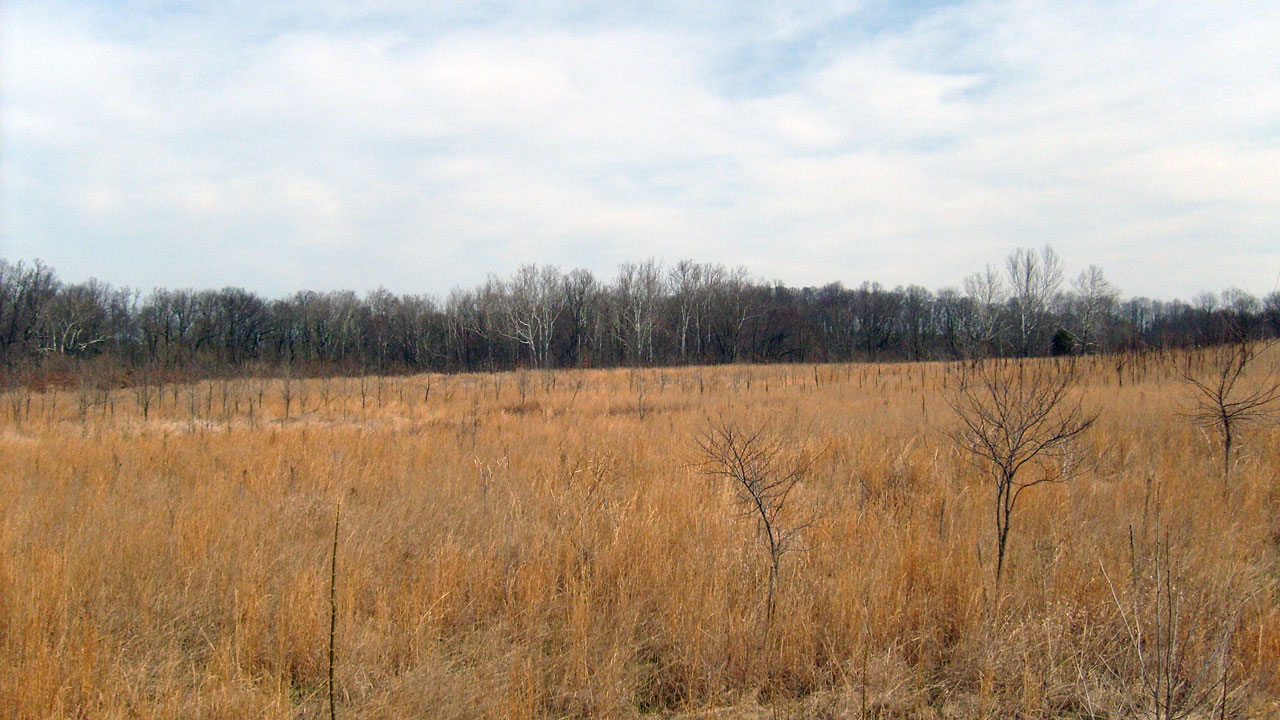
<box><xmin>2</xmin><ymin>246</ymin><xmax>1277</xmax><ymax>382</ymax></box>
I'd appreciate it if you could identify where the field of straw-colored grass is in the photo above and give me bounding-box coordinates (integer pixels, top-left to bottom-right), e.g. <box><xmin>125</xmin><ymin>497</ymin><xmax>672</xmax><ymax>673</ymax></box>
<box><xmin>1</xmin><ymin>351</ymin><xmax>1278</xmax><ymax>719</ymax></box>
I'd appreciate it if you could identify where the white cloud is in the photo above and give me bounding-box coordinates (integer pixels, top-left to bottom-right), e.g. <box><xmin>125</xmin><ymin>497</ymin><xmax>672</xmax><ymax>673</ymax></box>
<box><xmin>2</xmin><ymin>0</ymin><xmax>1278</xmax><ymax>300</ymax></box>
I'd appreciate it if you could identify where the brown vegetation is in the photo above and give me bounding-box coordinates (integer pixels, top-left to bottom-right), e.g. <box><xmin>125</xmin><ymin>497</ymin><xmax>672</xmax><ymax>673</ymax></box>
<box><xmin>1</xmin><ymin>349</ymin><xmax>1278</xmax><ymax>718</ymax></box>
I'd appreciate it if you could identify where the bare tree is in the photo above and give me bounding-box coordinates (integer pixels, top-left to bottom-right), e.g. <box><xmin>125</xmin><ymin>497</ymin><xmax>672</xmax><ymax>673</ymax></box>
<box><xmin>36</xmin><ymin>280</ymin><xmax>112</xmax><ymax>356</ymax></box>
<box><xmin>668</xmin><ymin>260</ymin><xmax>705</xmax><ymax>363</ymax></box>
<box><xmin>0</xmin><ymin>259</ymin><xmax>59</xmax><ymax>359</ymax></box>
<box><xmin>364</xmin><ymin>287</ymin><xmax>400</xmax><ymax>370</ymax></box>
<box><xmin>1071</xmin><ymin>265</ymin><xmax>1120</xmax><ymax>353</ymax></box>
<box><xmin>851</xmin><ymin>281</ymin><xmax>899</xmax><ymax>359</ymax></box>
<box><xmin>1005</xmin><ymin>245</ymin><xmax>1063</xmax><ymax>357</ymax></box>
<box><xmin>561</xmin><ymin>268</ymin><xmax>601</xmax><ymax>367</ymax></box>
<box><xmin>279</xmin><ymin>365</ymin><xmax>298</xmax><ymax>421</ymax></box>
<box><xmin>613</xmin><ymin>259</ymin><xmax>663</xmax><ymax>365</ymax></box>
<box><xmin>132</xmin><ymin>362</ymin><xmax>160</xmax><ymax>419</ymax></box>
<box><xmin>498</xmin><ymin>264</ymin><xmax>566</xmax><ymax>369</ymax></box>
<box><xmin>1220</xmin><ymin>288</ymin><xmax>1261</xmax><ymax>336</ymax></box>
<box><xmin>443</xmin><ymin>287</ymin><xmax>495</xmax><ymax>370</ymax></box>
<box><xmin>946</xmin><ymin>358</ymin><xmax>1095</xmax><ymax>582</ymax></box>
<box><xmin>899</xmin><ymin>284</ymin><xmax>933</xmax><ymax>361</ymax></box>
<box><xmin>1193</xmin><ymin>291</ymin><xmax>1218</xmax><ymax>314</ymax></box>
<box><xmin>1180</xmin><ymin>341</ymin><xmax>1280</xmax><ymax>478</ymax></box>
<box><xmin>962</xmin><ymin>264</ymin><xmax>1007</xmax><ymax>356</ymax></box>
<box><xmin>1264</xmin><ymin>291</ymin><xmax>1280</xmax><ymax>335</ymax></box>
<box><xmin>697</xmin><ymin>417</ymin><xmax>812</xmax><ymax>624</ymax></box>
<box><xmin>705</xmin><ymin>265</ymin><xmax>759</xmax><ymax>362</ymax></box>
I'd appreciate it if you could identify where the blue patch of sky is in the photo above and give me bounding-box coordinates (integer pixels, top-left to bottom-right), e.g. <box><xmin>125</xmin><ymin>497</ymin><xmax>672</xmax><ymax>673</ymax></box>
<box><xmin>707</xmin><ymin>0</ymin><xmax>978</xmax><ymax>98</ymax></box>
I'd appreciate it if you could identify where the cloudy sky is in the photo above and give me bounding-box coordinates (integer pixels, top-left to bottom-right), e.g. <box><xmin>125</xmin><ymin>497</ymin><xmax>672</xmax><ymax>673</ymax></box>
<box><xmin>2</xmin><ymin>1</ymin><xmax>1278</xmax><ymax>300</ymax></box>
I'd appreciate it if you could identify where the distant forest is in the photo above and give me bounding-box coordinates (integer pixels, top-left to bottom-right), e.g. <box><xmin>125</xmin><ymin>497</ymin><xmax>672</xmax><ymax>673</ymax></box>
<box><xmin>2</xmin><ymin>247</ymin><xmax>1277</xmax><ymax>383</ymax></box>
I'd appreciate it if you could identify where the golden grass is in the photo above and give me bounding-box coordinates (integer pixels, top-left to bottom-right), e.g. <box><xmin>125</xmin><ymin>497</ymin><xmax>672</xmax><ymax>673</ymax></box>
<box><xmin>1</xmin><ymin>351</ymin><xmax>1278</xmax><ymax>718</ymax></box>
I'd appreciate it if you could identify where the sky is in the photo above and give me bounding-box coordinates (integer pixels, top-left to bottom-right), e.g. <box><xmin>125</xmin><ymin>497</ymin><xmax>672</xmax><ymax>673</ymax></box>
<box><xmin>2</xmin><ymin>0</ymin><xmax>1278</xmax><ymax>301</ymax></box>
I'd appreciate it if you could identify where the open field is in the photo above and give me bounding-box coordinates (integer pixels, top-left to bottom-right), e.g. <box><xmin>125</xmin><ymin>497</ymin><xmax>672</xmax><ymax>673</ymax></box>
<box><xmin>1</xmin><ymin>352</ymin><xmax>1278</xmax><ymax>719</ymax></box>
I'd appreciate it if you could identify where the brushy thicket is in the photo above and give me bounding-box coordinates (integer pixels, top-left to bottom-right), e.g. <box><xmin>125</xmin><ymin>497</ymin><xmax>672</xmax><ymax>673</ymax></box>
<box><xmin>0</xmin><ymin>350</ymin><xmax>1277</xmax><ymax>719</ymax></box>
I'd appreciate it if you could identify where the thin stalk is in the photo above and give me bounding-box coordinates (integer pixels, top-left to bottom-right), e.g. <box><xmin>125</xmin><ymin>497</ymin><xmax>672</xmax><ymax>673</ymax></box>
<box><xmin>329</xmin><ymin>499</ymin><xmax>340</xmax><ymax>720</ymax></box>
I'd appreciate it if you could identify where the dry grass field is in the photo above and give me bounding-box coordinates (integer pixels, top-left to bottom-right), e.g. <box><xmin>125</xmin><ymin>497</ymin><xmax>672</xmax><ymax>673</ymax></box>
<box><xmin>1</xmin><ymin>351</ymin><xmax>1278</xmax><ymax>719</ymax></box>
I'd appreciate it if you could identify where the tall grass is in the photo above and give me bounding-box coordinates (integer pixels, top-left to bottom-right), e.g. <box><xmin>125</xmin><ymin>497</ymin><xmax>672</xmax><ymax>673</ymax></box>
<box><xmin>0</xmin><ymin>351</ymin><xmax>1277</xmax><ymax>718</ymax></box>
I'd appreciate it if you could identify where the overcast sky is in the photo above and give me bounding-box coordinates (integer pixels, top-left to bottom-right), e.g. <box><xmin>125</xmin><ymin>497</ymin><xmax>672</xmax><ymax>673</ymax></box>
<box><xmin>2</xmin><ymin>1</ymin><xmax>1278</xmax><ymax>301</ymax></box>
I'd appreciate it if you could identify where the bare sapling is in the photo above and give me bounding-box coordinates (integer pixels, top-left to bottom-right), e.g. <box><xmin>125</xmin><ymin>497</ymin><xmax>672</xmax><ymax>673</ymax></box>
<box><xmin>317</xmin><ymin>376</ymin><xmax>332</xmax><ymax>410</ymax></box>
<box><xmin>946</xmin><ymin>357</ymin><xmax>1096</xmax><ymax>583</ymax></box>
<box><xmin>184</xmin><ymin>381</ymin><xmax>201</xmax><ymax>431</ymax></box>
<box><xmin>132</xmin><ymin>364</ymin><xmax>158</xmax><ymax>420</ymax></box>
<box><xmin>3</xmin><ymin>366</ymin><xmax>32</xmax><ymax>427</ymax></box>
<box><xmin>420</xmin><ymin>374</ymin><xmax>433</xmax><ymax>404</ymax></box>
<box><xmin>634</xmin><ymin>372</ymin><xmax>650</xmax><ymax>419</ymax></box>
<box><xmin>75</xmin><ymin>371</ymin><xmax>99</xmax><ymax>426</ymax></box>
<box><xmin>280</xmin><ymin>367</ymin><xmax>296</xmax><ymax>421</ymax></box>
<box><xmin>515</xmin><ymin>369</ymin><xmax>531</xmax><ymax>406</ymax></box>
<box><xmin>697</xmin><ymin>417</ymin><xmax>813</xmax><ymax>626</ymax></box>
<box><xmin>567</xmin><ymin>370</ymin><xmax>586</xmax><ymax>408</ymax></box>
<box><xmin>1179</xmin><ymin>341</ymin><xmax>1280</xmax><ymax>479</ymax></box>
<box><xmin>246</xmin><ymin>374</ymin><xmax>267</xmax><ymax>428</ymax></box>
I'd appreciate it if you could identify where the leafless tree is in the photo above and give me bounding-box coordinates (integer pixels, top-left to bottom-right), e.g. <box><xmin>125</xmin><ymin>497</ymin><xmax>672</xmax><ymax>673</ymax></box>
<box><xmin>613</xmin><ymin>259</ymin><xmax>663</xmax><ymax>365</ymax></box>
<box><xmin>1180</xmin><ymin>341</ymin><xmax>1280</xmax><ymax>478</ymax></box>
<box><xmin>514</xmin><ymin>368</ymin><xmax>532</xmax><ymax>406</ymax></box>
<box><xmin>851</xmin><ymin>281</ymin><xmax>899</xmax><ymax>359</ymax></box>
<box><xmin>0</xmin><ymin>259</ymin><xmax>59</xmax><ymax>359</ymax></box>
<box><xmin>1220</xmin><ymin>288</ymin><xmax>1262</xmax><ymax>336</ymax></box>
<box><xmin>443</xmin><ymin>286</ymin><xmax>495</xmax><ymax>369</ymax></box>
<box><xmin>36</xmin><ymin>280</ymin><xmax>112</xmax><ymax>356</ymax></box>
<box><xmin>697</xmin><ymin>417</ymin><xmax>812</xmax><ymax>624</ymax></box>
<box><xmin>1264</xmin><ymin>291</ymin><xmax>1280</xmax><ymax>335</ymax></box>
<box><xmin>946</xmin><ymin>358</ymin><xmax>1095</xmax><ymax>582</ymax></box>
<box><xmin>1006</xmin><ymin>245</ymin><xmax>1063</xmax><ymax>356</ymax></box>
<box><xmin>900</xmin><ymin>284</ymin><xmax>933</xmax><ymax>361</ymax></box>
<box><xmin>132</xmin><ymin>362</ymin><xmax>160</xmax><ymax>419</ymax></box>
<box><xmin>629</xmin><ymin>369</ymin><xmax>650</xmax><ymax>420</ymax></box>
<box><xmin>364</xmin><ymin>287</ymin><xmax>400</xmax><ymax>370</ymax></box>
<box><xmin>962</xmin><ymin>264</ymin><xmax>1007</xmax><ymax>356</ymax></box>
<box><xmin>668</xmin><ymin>260</ymin><xmax>705</xmax><ymax>363</ymax></box>
<box><xmin>706</xmin><ymin>265</ymin><xmax>759</xmax><ymax>362</ymax></box>
<box><xmin>279</xmin><ymin>366</ymin><xmax>297</xmax><ymax>420</ymax></box>
<box><xmin>561</xmin><ymin>268</ymin><xmax>601</xmax><ymax>367</ymax></box>
<box><xmin>1071</xmin><ymin>265</ymin><xmax>1120</xmax><ymax>353</ymax></box>
<box><xmin>499</xmin><ymin>264</ymin><xmax>565</xmax><ymax>369</ymax></box>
